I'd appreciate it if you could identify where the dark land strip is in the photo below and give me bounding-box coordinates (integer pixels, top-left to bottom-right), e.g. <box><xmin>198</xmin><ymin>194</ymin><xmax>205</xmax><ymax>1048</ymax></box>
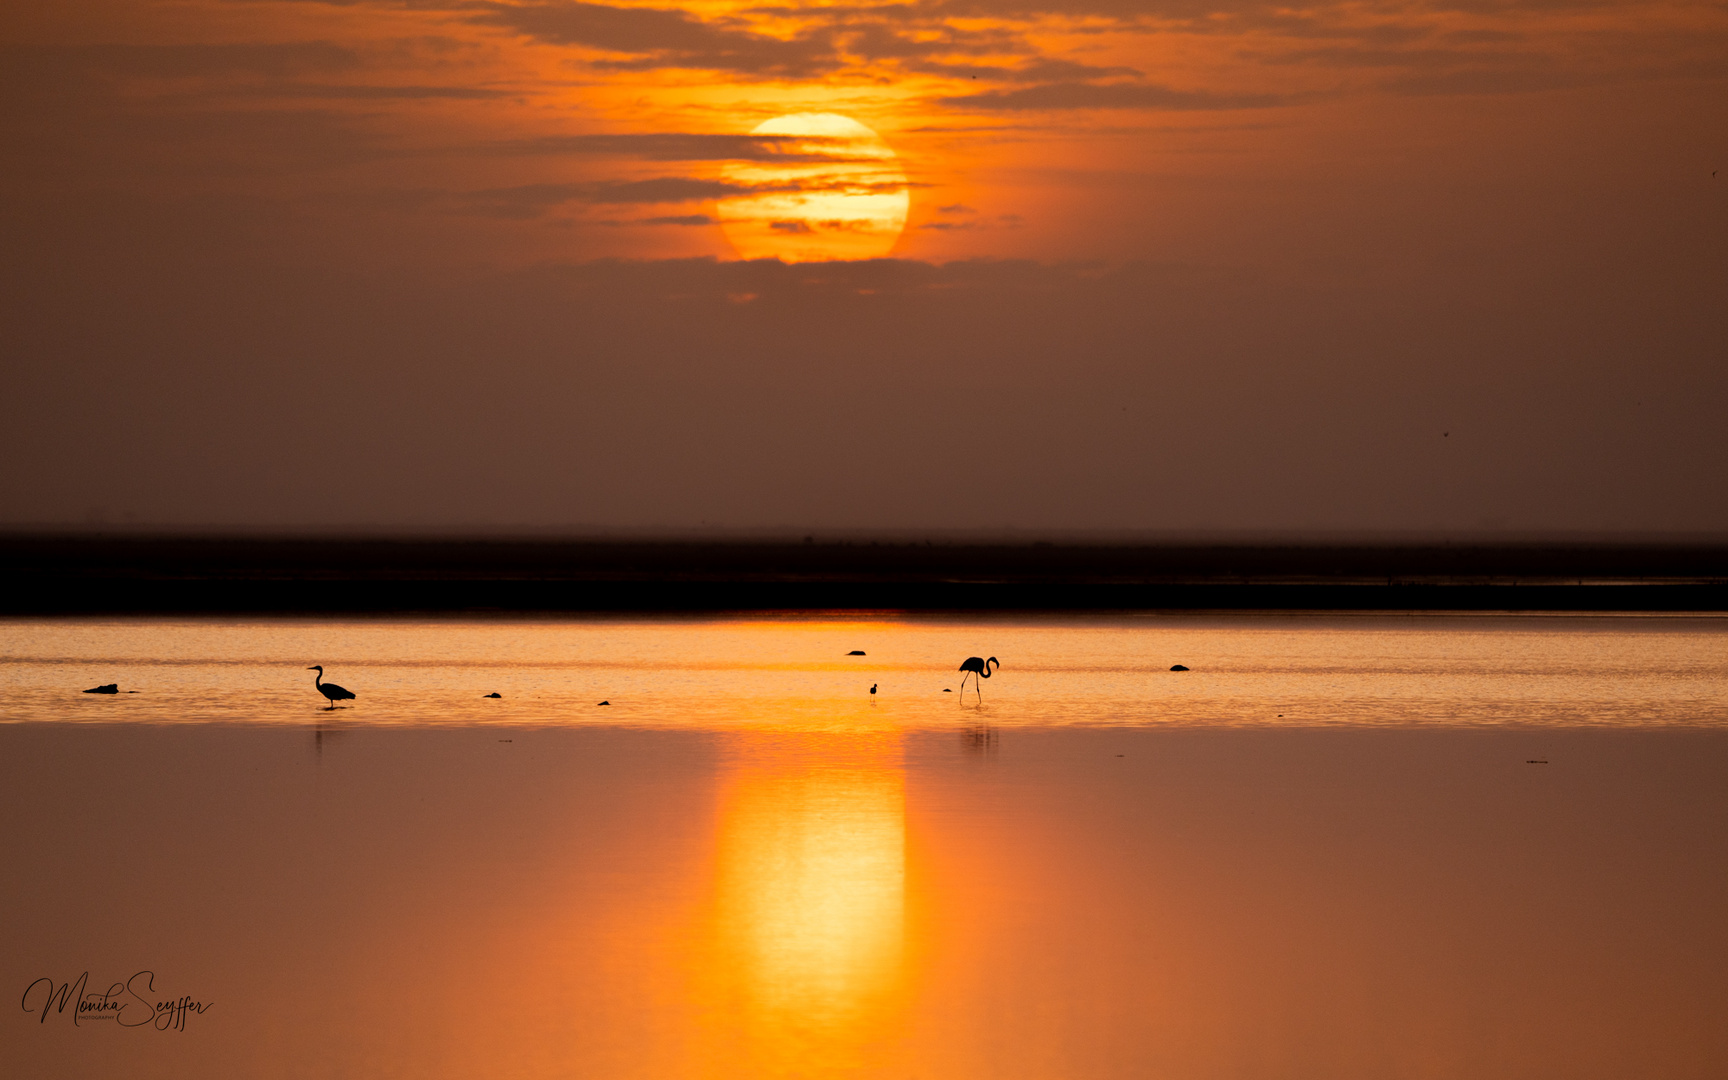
<box><xmin>4</xmin><ymin>535</ymin><xmax>1727</xmax><ymax>614</ymax></box>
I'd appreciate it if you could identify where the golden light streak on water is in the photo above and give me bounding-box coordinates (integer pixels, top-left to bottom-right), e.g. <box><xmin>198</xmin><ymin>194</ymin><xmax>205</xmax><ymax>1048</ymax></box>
<box><xmin>692</xmin><ymin>731</ymin><xmax>907</xmax><ymax>1077</ymax></box>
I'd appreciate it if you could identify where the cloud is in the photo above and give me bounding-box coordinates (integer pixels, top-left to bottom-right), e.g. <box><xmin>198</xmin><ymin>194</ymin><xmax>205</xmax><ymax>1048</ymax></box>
<box><xmin>463</xmin><ymin>177</ymin><xmax>744</xmax><ymax>217</ymax></box>
<box><xmin>1381</xmin><ymin>67</ymin><xmax>1591</xmax><ymax>95</ymax></box>
<box><xmin>262</xmin><ymin>83</ymin><xmax>510</xmax><ymax>99</ymax></box>
<box><xmin>943</xmin><ymin>81</ymin><xmax>1283</xmax><ymax>110</ymax></box>
<box><xmin>0</xmin><ymin>41</ymin><xmax>362</xmax><ymax>80</ymax></box>
<box><xmin>473</xmin><ymin>170</ymin><xmax>917</xmax><ymax>213</ymax></box>
<box><xmin>473</xmin><ymin>1</ymin><xmax>837</xmax><ymax>76</ymax></box>
<box><xmin>1251</xmin><ymin>45</ymin><xmax>1526</xmax><ymax>70</ymax></box>
<box><xmin>907</xmin><ymin>56</ymin><xmax>1142</xmax><ymax>82</ymax></box>
<box><xmin>919</xmin><ymin>212</ymin><xmax>1023</xmax><ymax>230</ymax></box>
<box><xmin>460</xmin><ymin>175</ymin><xmax>833</xmax><ymax>217</ymax></box>
<box><xmin>501</xmin><ymin>132</ymin><xmax>868</xmax><ymax>162</ymax></box>
<box><xmin>639</xmin><ymin>213</ymin><xmax>717</xmax><ymax>225</ymax></box>
<box><xmin>837</xmin><ymin>20</ymin><xmax>1023</xmax><ymax>63</ymax></box>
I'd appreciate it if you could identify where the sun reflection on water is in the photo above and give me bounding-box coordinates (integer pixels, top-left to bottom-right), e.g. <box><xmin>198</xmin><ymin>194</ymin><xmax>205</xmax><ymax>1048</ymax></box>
<box><xmin>694</xmin><ymin>731</ymin><xmax>907</xmax><ymax>1076</ymax></box>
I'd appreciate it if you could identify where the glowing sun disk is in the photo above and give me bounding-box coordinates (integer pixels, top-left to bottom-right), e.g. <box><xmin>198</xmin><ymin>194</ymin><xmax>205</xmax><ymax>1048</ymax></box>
<box><xmin>718</xmin><ymin>113</ymin><xmax>910</xmax><ymax>262</ymax></box>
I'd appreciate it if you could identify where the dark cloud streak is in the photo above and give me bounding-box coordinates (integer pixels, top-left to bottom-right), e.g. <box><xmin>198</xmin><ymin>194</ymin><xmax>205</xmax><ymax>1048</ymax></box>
<box><xmin>474</xmin><ymin>1</ymin><xmax>837</xmax><ymax>76</ymax></box>
<box><xmin>502</xmin><ymin>132</ymin><xmax>867</xmax><ymax>162</ymax></box>
<box><xmin>0</xmin><ymin>41</ymin><xmax>362</xmax><ymax>80</ymax></box>
<box><xmin>944</xmin><ymin>81</ymin><xmax>1284</xmax><ymax>110</ymax></box>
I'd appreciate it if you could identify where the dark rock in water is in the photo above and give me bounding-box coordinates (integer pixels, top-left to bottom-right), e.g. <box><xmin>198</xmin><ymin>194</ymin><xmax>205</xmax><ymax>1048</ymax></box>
<box><xmin>1169</xmin><ymin>664</ymin><xmax>1189</xmax><ymax>672</ymax></box>
<box><xmin>847</xmin><ymin>650</ymin><xmax>866</xmax><ymax>656</ymax></box>
<box><xmin>485</xmin><ymin>692</ymin><xmax>502</xmax><ymax>698</ymax></box>
<box><xmin>596</xmin><ymin>700</ymin><xmax>610</xmax><ymax>706</ymax></box>
<box><xmin>84</xmin><ymin>683</ymin><xmax>118</xmax><ymax>694</ymax></box>
<box><xmin>943</xmin><ymin>688</ymin><xmax>952</xmax><ymax>692</ymax></box>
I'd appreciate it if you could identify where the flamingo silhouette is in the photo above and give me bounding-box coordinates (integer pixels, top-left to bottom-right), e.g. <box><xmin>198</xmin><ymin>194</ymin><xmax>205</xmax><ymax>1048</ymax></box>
<box><xmin>957</xmin><ymin>656</ymin><xmax>999</xmax><ymax>700</ymax></box>
<box><xmin>307</xmin><ymin>665</ymin><xmax>356</xmax><ymax>710</ymax></box>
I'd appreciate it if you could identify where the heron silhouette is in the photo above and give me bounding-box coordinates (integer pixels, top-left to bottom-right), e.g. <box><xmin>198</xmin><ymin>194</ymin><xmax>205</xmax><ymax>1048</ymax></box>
<box><xmin>957</xmin><ymin>656</ymin><xmax>999</xmax><ymax>700</ymax></box>
<box><xmin>307</xmin><ymin>665</ymin><xmax>356</xmax><ymax>710</ymax></box>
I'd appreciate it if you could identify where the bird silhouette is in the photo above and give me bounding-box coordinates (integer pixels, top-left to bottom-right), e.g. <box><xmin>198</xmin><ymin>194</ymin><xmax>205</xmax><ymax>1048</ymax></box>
<box><xmin>870</xmin><ymin>683</ymin><xmax>878</xmax><ymax>695</ymax></box>
<box><xmin>307</xmin><ymin>665</ymin><xmax>356</xmax><ymax>710</ymax></box>
<box><xmin>957</xmin><ymin>656</ymin><xmax>999</xmax><ymax>700</ymax></box>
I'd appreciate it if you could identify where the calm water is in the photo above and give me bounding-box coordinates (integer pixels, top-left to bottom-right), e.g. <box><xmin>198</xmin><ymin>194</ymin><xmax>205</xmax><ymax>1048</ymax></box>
<box><xmin>4</xmin><ymin>614</ymin><xmax>1727</xmax><ymax>727</ymax></box>
<box><xmin>3</xmin><ymin>615</ymin><xmax>1727</xmax><ymax>1078</ymax></box>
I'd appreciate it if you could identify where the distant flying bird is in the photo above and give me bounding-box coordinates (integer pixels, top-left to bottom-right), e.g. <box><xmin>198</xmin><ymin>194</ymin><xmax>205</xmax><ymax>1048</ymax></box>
<box><xmin>307</xmin><ymin>666</ymin><xmax>355</xmax><ymax>710</ymax></box>
<box><xmin>957</xmin><ymin>656</ymin><xmax>999</xmax><ymax>699</ymax></box>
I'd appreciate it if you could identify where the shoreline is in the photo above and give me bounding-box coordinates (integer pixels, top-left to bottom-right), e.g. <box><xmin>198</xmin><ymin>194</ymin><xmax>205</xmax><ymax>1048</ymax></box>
<box><xmin>5</xmin><ymin>534</ymin><xmax>1727</xmax><ymax>614</ymax></box>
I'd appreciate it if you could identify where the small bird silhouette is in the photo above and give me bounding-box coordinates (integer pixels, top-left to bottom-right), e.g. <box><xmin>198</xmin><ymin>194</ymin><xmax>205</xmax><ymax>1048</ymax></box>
<box><xmin>307</xmin><ymin>666</ymin><xmax>355</xmax><ymax>710</ymax></box>
<box><xmin>957</xmin><ymin>656</ymin><xmax>1000</xmax><ymax>700</ymax></box>
<box><xmin>870</xmin><ymin>683</ymin><xmax>877</xmax><ymax>695</ymax></box>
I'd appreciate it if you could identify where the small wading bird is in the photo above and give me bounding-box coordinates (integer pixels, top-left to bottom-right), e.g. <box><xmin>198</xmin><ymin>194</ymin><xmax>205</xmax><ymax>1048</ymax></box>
<box><xmin>307</xmin><ymin>666</ymin><xmax>356</xmax><ymax>710</ymax></box>
<box><xmin>957</xmin><ymin>656</ymin><xmax>999</xmax><ymax>700</ymax></box>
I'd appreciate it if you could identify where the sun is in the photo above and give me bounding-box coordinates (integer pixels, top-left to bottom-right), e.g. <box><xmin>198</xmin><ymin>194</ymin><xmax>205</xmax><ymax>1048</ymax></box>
<box><xmin>717</xmin><ymin>114</ymin><xmax>910</xmax><ymax>262</ymax></box>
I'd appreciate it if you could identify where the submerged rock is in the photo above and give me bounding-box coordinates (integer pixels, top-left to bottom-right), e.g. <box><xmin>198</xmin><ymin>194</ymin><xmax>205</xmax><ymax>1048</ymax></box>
<box><xmin>485</xmin><ymin>692</ymin><xmax>502</xmax><ymax>698</ymax></box>
<box><xmin>84</xmin><ymin>683</ymin><xmax>119</xmax><ymax>694</ymax></box>
<box><xmin>1169</xmin><ymin>664</ymin><xmax>1189</xmax><ymax>672</ymax></box>
<box><xmin>848</xmin><ymin>650</ymin><xmax>866</xmax><ymax>656</ymax></box>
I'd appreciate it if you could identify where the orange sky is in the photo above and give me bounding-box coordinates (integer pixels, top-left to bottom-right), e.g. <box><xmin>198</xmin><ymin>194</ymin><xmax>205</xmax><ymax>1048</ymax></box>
<box><xmin>2</xmin><ymin>0</ymin><xmax>1726</xmax><ymax>531</ymax></box>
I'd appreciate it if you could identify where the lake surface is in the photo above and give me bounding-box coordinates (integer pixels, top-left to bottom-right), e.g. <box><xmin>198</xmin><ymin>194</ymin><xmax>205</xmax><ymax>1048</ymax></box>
<box><xmin>3</xmin><ymin>615</ymin><xmax>1727</xmax><ymax>1078</ymax></box>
